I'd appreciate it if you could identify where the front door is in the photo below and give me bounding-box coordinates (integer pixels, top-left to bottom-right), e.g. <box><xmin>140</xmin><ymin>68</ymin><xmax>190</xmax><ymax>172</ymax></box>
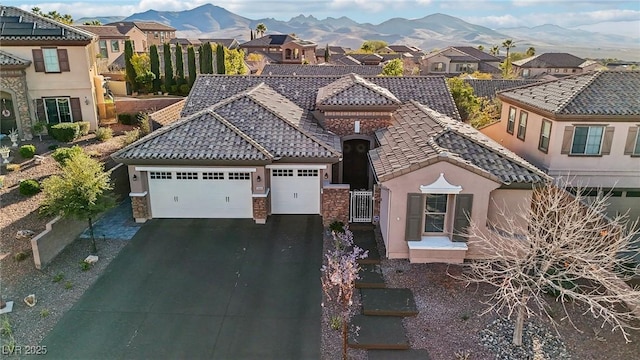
<box><xmin>1</xmin><ymin>93</ymin><xmax>17</xmax><ymax>135</ymax></box>
<box><xmin>343</xmin><ymin>139</ymin><xmax>370</xmax><ymax>190</ymax></box>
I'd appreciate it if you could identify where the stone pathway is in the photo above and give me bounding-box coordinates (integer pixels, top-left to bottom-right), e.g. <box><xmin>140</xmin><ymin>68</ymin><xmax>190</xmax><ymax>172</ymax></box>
<box><xmin>79</xmin><ymin>198</ymin><xmax>142</xmax><ymax>241</ymax></box>
<box><xmin>348</xmin><ymin>225</ymin><xmax>428</xmax><ymax>358</ymax></box>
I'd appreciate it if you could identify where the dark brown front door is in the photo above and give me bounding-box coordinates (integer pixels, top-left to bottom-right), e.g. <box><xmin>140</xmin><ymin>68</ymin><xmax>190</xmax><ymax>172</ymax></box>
<box><xmin>343</xmin><ymin>139</ymin><xmax>370</xmax><ymax>190</ymax></box>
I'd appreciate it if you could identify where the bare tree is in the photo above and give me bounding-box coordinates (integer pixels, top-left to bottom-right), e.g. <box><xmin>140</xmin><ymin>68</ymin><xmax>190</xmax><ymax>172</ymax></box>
<box><xmin>460</xmin><ymin>182</ymin><xmax>640</xmax><ymax>346</ymax></box>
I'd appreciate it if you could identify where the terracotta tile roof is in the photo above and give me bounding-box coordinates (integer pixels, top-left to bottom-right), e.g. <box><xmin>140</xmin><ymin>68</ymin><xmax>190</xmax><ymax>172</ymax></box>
<box><xmin>512</xmin><ymin>53</ymin><xmax>585</xmax><ymax>68</ymax></box>
<box><xmin>316</xmin><ymin>73</ymin><xmax>401</xmax><ymax>106</ymax></box>
<box><xmin>184</xmin><ymin>74</ymin><xmax>460</xmax><ymax>120</ymax></box>
<box><xmin>370</xmin><ymin>101</ymin><xmax>548</xmax><ymax>184</ymax></box>
<box><xmin>75</xmin><ymin>25</ymin><xmax>125</xmax><ymax>38</ymax></box>
<box><xmin>477</xmin><ymin>62</ymin><xmax>501</xmax><ymax>74</ymax></box>
<box><xmin>112</xmin><ymin>83</ymin><xmax>340</xmax><ymax>163</ymax></box>
<box><xmin>452</xmin><ymin>46</ymin><xmax>500</xmax><ymax>62</ymax></box>
<box><xmin>464</xmin><ymin>79</ymin><xmax>541</xmax><ymax>99</ymax></box>
<box><xmin>447</xmin><ymin>55</ymin><xmax>479</xmax><ymax>62</ymax></box>
<box><xmin>498</xmin><ymin>71</ymin><xmax>640</xmax><ymax>116</ymax></box>
<box><xmin>106</xmin><ymin>21</ymin><xmax>175</xmax><ymax>32</ymax></box>
<box><xmin>0</xmin><ymin>6</ymin><xmax>95</xmax><ymax>42</ymax></box>
<box><xmin>0</xmin><ymin>49</ymin><xmax>31</xmax><ymax>67</ymax></box>
<box><xmin>262</xmin><ymin>64</ymin><xmax>383</xmax><ymax>76</ymax></box>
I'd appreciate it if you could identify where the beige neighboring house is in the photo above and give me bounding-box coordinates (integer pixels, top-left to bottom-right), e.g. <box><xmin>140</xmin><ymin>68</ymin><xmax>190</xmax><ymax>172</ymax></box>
<box><xmin>105</xmin><ymin>21</ymin><xmax>176</xmax><ymax>50</ymax></box>
<box><xmin>421</xmin><ymin>46</ymin><xmax>502</xmax><ymax>75</ymax></box>
<box><xmin>75</xmin><ymin>24</ymin><xmax>146</xmax><ymax>72</ymax></box>
<box><xmin>512</xmin><ymin>53</ymin><xmax>601</xmax><ymax>79</ymax></box>
<box><xmin>481</xmin><ymin>71</ymin><xmax>640</xmax><ymax>223</ymax></box>
<box><xmin>0</xmin><ymin>6</ymin><xmax>107</xmax><ymax>138</ymax></box>
<box><xmin>240</xmin><ymin>34</ymin><xmax>317</xmax><ymax>64</ymax></box>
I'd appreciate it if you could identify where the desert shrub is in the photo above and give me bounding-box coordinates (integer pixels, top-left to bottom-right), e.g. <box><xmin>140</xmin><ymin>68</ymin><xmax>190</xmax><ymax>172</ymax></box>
<box><xmin>136</xmin><ymin>112</ymin><xmax>151</xmax><ymax>135</ymax></box>
<box><xmin>6</xmin><ymin>163</ymin><xmax>20</xmax><ymax>172</ymax></box>
<box><xmin>52</xmin><ymin>146</ymin><xmax>83</xmax><ymax>165</ymax></box>
<box><xmin>52</xmin><ymin>273</ymin><xmax>64</xmax><ymax>283</ymax></box>
<box><xmin>14</xmin><ymin>252</ymin><xmax>28</xmax><ymax>262</ymax></box>
<box><xmin>121</xmin><ymin>129</ymin><xmax>140</xmax><ymax>146</ymax></box>
<box><xmin>19</xmin><ymin>179</ymin><xmax>41</xmax><ymax>196</ymax></box>
<box><xmin>47</xmin><ymin>144</ymin><xmax>59</xmax><ymax>151</ymax></box>
<box><xmin>179</xmin><ymin>84</ymin><xmax>190</xmax><ymax>95</ymax></box>
<box><xmin>79</xmin><ymin>261</ymin><xmax>92</xmax><ymax>271</ymax></box>
<box><xmin>77</xmin><ymin>121</ymin><xmax>91</xmax><ymax>136</ymax></box>
<box><xmin>95</xmin><ymin>127</ymin><xmax>113</xmax><ymax>142</ymax></box>
<box><xmin>19</xmin><ymin>144</ymin><xmax>36</xmax><ymax>158</ymax></box>
<box><xmin>329</xmin><ymin>220</ymin><xmax>345</xmax><ymax>234</ymax></box>
<box><xmin>48</xmin><ymin>123</ymin><xmax>80</xmax><ymax>142</ymax></box>
<box><xmin>118</xmin><ymin>113</ymin><xmax>134</xmax><ymax>125</ymax></box>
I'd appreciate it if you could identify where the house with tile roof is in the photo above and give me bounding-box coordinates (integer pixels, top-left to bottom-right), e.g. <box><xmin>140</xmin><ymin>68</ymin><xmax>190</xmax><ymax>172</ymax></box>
<box><xmin>113</xmin><ymin>72</ymin><xmax>549</xmax><ymax>263</ymax></box>
<box><xmin>76</xmin><ymin>24</ymin><xmax>147</xmax><ymax>72</ymax></box>
<box><xmin>481</xmin><ymin>71</ymin><xmax>640</xmax><ymax>223</ymax></box>
<box><xmin>105</xmin><ymin>21</ymin><xmax>176</xmax><ymax>50</ymax></box>
<box><xmin>421</xmin><ymin>46</ymin><xmax>502</xmax><ymax>76</ymax></box>
<box><xmin>240</xmin><ymin>34</ymin><xmax>317</xmax><ymax>65</ymax></box>
<box><xmin>512</xmin><ymin>53</ymin><xmax>601</xmax><ymax>79</ymax></box>
<box><xmin>463</xmin><ymin>79</ymin><xmax>541</xmax><ymax>99</ymax></box>
<box><xmin>262</xmin><ymin>64</ymin><xmax>383</xmax><ymax>77</ymax></box>
<box><xmin>0</xmin><ymin>5</ymin><xmax>105</xmax><ymax>138</ymax></box>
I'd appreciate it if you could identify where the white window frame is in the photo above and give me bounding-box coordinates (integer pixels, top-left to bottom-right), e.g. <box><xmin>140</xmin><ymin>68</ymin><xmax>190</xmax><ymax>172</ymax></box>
<box><xmin>517</xmin><ymin>111</ymin><xmax>528</xmax><ymax>140</ymax></box>
<box><xmin>42</xmin><ymin>48</ymin><xmax>60</xmax><ymax>73</ymax></box>
<box><xmin>111</xmin><ymin>40</ymin><xmax>120</xmax><ymax>52</ymax></box>
<box><xmin>424</xmin><ymin>194</ymin><xmax>449</xmax><ymax>234</ymax></box>
<box><xmin>98</xmin><ymin>40</ymin><xmax>108</xmax><ymax>58</ymax></box>
<box><xmin>507</xmin><ymin>107</ymin><xmax>516</xmax><ymax>134</ymax></box>
<box><xmin>44</xmin><ymin>97</ymin><xmax>73</xmax><ymax>124</ymax></box>
<box><xmin>539</xmin><ymin>119</ymin><xmax>551</xmax><ymax>153</ymax></box>
<box><xmin>571</xmin><ymin>126</ymin><xmax>604</xmax><ymax>155</ymax></box>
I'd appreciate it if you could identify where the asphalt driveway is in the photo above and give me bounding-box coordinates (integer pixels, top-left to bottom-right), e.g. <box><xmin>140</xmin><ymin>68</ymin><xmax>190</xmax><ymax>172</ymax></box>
<box><xmin>42</xmin><ymin>215</ymin><xmax>323</xmax><ymax>359</ymax></box>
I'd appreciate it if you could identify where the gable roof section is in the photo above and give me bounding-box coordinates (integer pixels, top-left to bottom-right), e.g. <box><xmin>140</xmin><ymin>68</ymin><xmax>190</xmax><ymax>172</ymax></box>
<box><xmin>464</xmin><ymin>79</ymin><xmax>541</xmax><ymax>99</ymax></box>
<box><xmin>316</xmin><ymin>73</ymin><xmax>401</xmax><ymax>107</ymax></box>
<box><xmin>241</xmin><ymin>34</ymin><xmax>295</xmax><ymax>47</ymax></box>
<box><xmin>370</xmin><ymin>101</ymin><xmax>547</xmax><ymax>184</ymax></box>
<box><xmin>453</xmin><ymin>46</ymin><xmax>500</xmax><ymax>62</ymax></box>
<box><xmin>498</xmin><ymin>71</ymin><xmax>640</xmax><ymax>116</ymax></box>
<box><xmin>512</xmin><ymin>53</ymin><xmax>585</xmax><ymax>68</ymax></box>
<box><xmin>106</xmin><ymin>21</ymin><xmax>175</xmax><ymax>32</ymax></box>
<box><xmin>0</xmin><ymin>49</ymin><xmax>31</xmax><ymax>67</ymax></box>
<box><xmin>0</xmin><ymin>6</ymin><xmax>95</xmax><ymax>43</ymax></box>
<box><xmin>113</xmin><ymin>83</ymin><xmax>340</xmax><ymax>163</ymax></box>
<box><xmin>185</xmin><ymin>74</ymin><xmax>460</xmax><ymax>120</ymax></box>
<box><xmin>262</xmin><ymin>64</ymin><xmax>382</xmax><ymax>76</ymax></box>
<box><xmin>75</xmin><ymin>25</ymin><xmax>126</xmax><ymax>38</ymax></box>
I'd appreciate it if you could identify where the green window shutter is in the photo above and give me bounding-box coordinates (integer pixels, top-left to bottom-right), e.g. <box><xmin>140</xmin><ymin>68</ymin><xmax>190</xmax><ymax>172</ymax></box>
<box><xmin>405</xmin><ymin>193</ymin><xmax>423</xmax><ymax>241</ymax></box>
<box><xmin>560</xmin><ymin>126</ymin><xmax>574</xmax><ymax>154</ymax></box>
<box><xmin>453</xmin><ymin>194</ymin><xmax>473</xmax><ymax>242</ymax></box>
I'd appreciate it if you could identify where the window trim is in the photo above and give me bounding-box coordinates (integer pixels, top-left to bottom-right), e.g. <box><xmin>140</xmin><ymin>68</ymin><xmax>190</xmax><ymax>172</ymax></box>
<box><xmin>42</xmin><ymin>47</ymin><xmax>61</xmax><ymax>73</ymax></box>
<box><xmin>110</xmin><ymin>40</ymin><xmax>120</xmax><ymax>52</ymax></box>
<box><xmin>538</xmin><ymin>119</ymin><xmax>552</xmax><ymax>153</ymax></box>
<box><xmin>423</xmin><ymin>194</ymin><xmax>449</xmax><ymax>234</ymax></box>
<box><xmin>506</xmin><ymin>107</ymin><xmax>516</xmax><ymax>134</ymax></box>
<box><xmin>570</xmin><ymin>125</ymin><xmax>604</xmax><ymax>155</ymax></box>
<box><xmin>517</xmin><ymin>110</ymin><xmax>528</xmax><ymax>140</ymax></box>
<box><xmin>43</xmin><ymin>97</ymin><xmax>73</xmax><ymax>124</ymax></box>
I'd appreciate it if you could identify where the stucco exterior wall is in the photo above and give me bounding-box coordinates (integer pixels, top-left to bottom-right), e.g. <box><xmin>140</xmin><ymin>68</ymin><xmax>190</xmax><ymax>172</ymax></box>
<box><xmin>380</xmin><ymin>161</ymin><xmax>501</xmax><ymax>259</ymax></box>
<box><xmin>487</xmin><ymin>189</ymin><xmax>533</xmax><ymax>234</ymax></box>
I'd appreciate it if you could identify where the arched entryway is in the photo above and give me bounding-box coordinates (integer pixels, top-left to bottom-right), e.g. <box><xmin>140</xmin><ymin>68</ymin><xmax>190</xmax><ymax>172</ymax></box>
<box><xmin>1</xmin><ymin>92</ymin><xmax>18</xmax><ymax>135</ymax></box>
<box><xmin>342</xmin><ymin>138</ymin><xmax>370</xmax><ymax>190</ymax></box>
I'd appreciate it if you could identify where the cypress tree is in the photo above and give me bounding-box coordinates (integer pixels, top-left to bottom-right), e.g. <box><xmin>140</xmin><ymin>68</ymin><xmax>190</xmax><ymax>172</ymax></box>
<box><xmin>187</xmin><ymin>45</ymin><xmax>197</xmax><ymax>87</ymax></box>
<box><xmin>205</xmin><ymin>42</ymin><xmax>214</xmax><ymax>74</ymax></box>
<box><xmin>163</xmin><ymin>42</ymin><xmax>173</xmax><ymax>91</ymax></box>
<box><xmin>149</xmin><ymin>45</ymin><xmax>160</xmax><ymax>93</ymax></box>
<box><xmin>124</xmin><ymin>40</ymin><xmax>137</xmax><ymax>93</ymax></box>
<box><xmin>324</xmin><ymin>44</ymin><xmax>330</xmax><ymax>63</ymax></box>
<box><xmin>250</xmin><ymin>29</ymin><xmax>254</xmax><ymax>40</ymax></box>
<box><xmin>198</xmin><ymin>44</ymin><xmax>204</xmax><ymax>73</ymax></box>
<box><xmin>216</xmin><ymin>44</ymin><xmax>226</xmax><ymax>74</ymax></box>
<box><xmin>175</xmin><ymin>43</ymin><xmax>185</xmax><ymax>85</ymax></box>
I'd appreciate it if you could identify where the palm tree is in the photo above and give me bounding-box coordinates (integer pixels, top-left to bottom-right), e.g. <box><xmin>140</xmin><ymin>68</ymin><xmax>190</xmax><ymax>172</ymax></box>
<box><xmin>255</xmin><ymin>23</ymin><xmax>267</xmax><ymax>38</ymax></box>
<box><xmin>502</xmin><ymin>39</ymin><xmax>516</xmax><ymax>60</ymax></box>
<box><xmin>526</xmin><ymin>46</ymin><xmax>536</xmax><ymax>57</ymax></box>
<box><xmin>490</xmin><ymin>45</ymin><xmax>500</xmax><ymax>56</ymax></box>
<box><xmin>477</xmin><ymin>45</ymin><xmax>485</xmax><ymax>52</ymax></box>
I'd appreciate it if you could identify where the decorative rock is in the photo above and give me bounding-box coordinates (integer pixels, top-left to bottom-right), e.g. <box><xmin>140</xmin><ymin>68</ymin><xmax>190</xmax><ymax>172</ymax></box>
<box><xmin>24</xmin><ymin>294</ymin><xmax>36</xmax><ymax>307</ymax></box>
<box><xmin>0</xmin><ymin>301</ymin><xmax>14</xmax><ymax>314</ymax></box>
<box><xmin>16</xmin><ymin>229</ymin><xmax>35</xmax><ymax>239</ymax></box>
<box><xmin>84</xmin><ymin>255</ymin><xmax>99</xmax><ymax>264</ymax></box>
<box><xmin>34</xmin><ymin>155</ymin><xmax>45</xmax><ymax>164</ymax></box>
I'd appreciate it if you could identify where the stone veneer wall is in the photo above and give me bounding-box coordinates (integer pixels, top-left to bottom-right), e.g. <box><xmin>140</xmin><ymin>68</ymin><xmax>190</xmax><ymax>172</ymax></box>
<box><xmin>252</xmin><ymin>196</ymin><xmax>269</xmax><ymax>223</ymax></box>
<box><xmin>1</xmin><ymin>70</ymin><xmax>32</xmax><ymax>139</ymax></box>
<box><xmin>321</xmin><ymin>185</ymin><xmax>350</xmax><ymax>226</ymax></box>
<box><xmin>131</xmin><ymin>194</ymin><xmax>149</xmax><ymax>222</ymax></box>
<box><xmin>324</xmin><ymin>117</ymin><xmax>392</xmax><ymax>136</ymax></box>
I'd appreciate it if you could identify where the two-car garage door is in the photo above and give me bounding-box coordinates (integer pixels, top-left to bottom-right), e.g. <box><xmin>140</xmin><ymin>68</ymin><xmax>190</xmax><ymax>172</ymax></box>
<box><xmin>148</xmin><ymin>170</ymin><xmax>253</xmax><ymax>218</ymax></box>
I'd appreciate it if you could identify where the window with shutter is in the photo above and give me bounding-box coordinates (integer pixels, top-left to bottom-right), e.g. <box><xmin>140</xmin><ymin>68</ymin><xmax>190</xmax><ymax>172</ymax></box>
<box><xmin>57</xmin><ymin>49</ymin><xmax>70</xmax><ymax>72</ymax></box>
<box><xmin>453</xmin><ymin>194</ymin><xmax>473</xmax><ymax>242</ymax></box>
<box><xmin>624</xmin><ymin>127</ymin><xmax>639</xmax><ymax>156</ymax></box>
<box><xmin>32</xmin><ymin>49</ymin><xmax>45</xmax><ymax>72</ymax></box>
<box><xmin>405</xmin><ymin>194</ymin><xmax>423</xmax><ymax>241</ymax></box>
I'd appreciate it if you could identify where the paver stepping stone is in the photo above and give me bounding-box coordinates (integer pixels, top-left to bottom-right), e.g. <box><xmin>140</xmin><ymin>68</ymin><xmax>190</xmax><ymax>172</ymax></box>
<box><xmin>361</xmin><ymin>288</ymin><xmax>418</xmax><ymax>317</ymax></box>
<box><xmin>368</xmin><ymin>349</ymin><xmax>432</xmax><ymax>360</ymax></box>
<box><xmin>352</xmin><ymin>230</ymin><xmax>381</xmax><ymax>264</ymax></box>
<box><xmin>356</xmin><ymin>264</ymin><xmax>386</xmax><ymax>289</ymax></box>
<box><xmin>348</xmin><ymin>315</ymin><xmax>410</xmax><ymax>350</ymax></box>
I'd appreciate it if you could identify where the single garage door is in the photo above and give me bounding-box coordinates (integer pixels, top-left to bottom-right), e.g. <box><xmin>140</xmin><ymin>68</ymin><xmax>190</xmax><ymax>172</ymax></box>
<box><xmin>148</xmin><ymin>170</ymin><xmax>252</xmax><ymax>218</ymax></box>
<box><xmin>271</xmin><ymin>169</ymin><xmax>320</xmax><ymax>214</ymax></box>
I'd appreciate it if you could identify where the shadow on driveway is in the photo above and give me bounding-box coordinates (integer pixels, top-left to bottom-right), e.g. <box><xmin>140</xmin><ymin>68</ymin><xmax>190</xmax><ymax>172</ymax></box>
<box><xmin>42</xmin><ymin>215</ymin><xmax>323</xmax><ymax>359</ymax></box>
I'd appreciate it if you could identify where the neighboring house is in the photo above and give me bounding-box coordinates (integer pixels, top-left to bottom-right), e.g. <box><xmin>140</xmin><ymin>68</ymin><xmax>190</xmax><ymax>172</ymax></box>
<box><xmin>463</xmin><ymin>79</ymin><xmax>540</xmax><ymax>99</ymax></box>
<box><xmin>240</xmin><ymin>34</ymin><xmax>317</xmax><ymax>64</ymax></box>
<box><xmin>0</xmin><ymin>6</ymin><xmax>105</xmax><ymax>138</ymax></box>
<box><xmin>170</xmin><ymin>38</ymin><xmax>240</xmax><ymax>50</ymax></box>
<box><xmin>481</xmin><ymin>71</ymin><xmax>640</xmax><ymax>223</ymax></box>
<box><xmin>329</xmin><ymin>55</ymin><xmax>364</xmax><ymax>66</ymax></box>
<box><xmin>261</xmin><ymin>64</ymin><xmax>382</xmax><ymax>76</ymax></box>
<box><xmin>315</xmin><ymin>45</ymin><xmax>350</xmax><ymax>63</ymax></box>
<box><xmin>75</xmin><ymin>24</ymin><xmax>146</xmax><ymax>71</ymax></box>
<box><xmin>387</xmin><ymin>45</ymin><xmax>423</xmax><ymax>53</ymax></box>
<box><xmin>349</xmin><ymin>53</ymin><xmax>384</xmax><ymax>65</ymax></box>
<box><xmin>112</xmin><ymin>73</ymin><xmax>548</xmax><ymax>264</ymax></box>
<box><xmin>105</xmin><ymin>21</ymin><xmax>176</xmax><ymax>50</ymax></box>
<box><xmin>512</xmin><ymin>53</ymin><xmax>600</xmax><ymax>79</ymax></box>
<box><xmin>422</xmin><ymin>46</ymin><xmax>501</xmax><ymax>75</ymax></box>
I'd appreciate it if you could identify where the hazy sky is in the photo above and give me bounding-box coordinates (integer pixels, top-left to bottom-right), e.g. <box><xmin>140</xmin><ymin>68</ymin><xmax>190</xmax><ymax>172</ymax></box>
<box><xmin>6</xmin><ymin>0</ymin><xmax>640</xmax><ymax>35</ymax></box>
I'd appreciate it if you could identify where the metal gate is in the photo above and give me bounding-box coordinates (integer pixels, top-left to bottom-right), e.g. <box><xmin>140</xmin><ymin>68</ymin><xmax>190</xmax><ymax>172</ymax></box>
<box><xmin>350</xmin><ymin>190</ymin><xmax>373</xmax><ymax>223</ymax></box>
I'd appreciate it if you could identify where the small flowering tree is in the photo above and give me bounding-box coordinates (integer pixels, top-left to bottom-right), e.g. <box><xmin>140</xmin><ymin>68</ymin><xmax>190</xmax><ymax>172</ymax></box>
<box><xmin>321</xmin><ymin>226</ymin><xmax>368</xmax><ymax>360</ymax></box>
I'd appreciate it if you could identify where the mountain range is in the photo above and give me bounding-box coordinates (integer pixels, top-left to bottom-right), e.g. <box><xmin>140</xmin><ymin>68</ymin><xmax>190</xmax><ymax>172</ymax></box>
<box><xmin>77</xmin><ymin>4</ymin><xmax>639</xmax><ymax>61</ymax></box>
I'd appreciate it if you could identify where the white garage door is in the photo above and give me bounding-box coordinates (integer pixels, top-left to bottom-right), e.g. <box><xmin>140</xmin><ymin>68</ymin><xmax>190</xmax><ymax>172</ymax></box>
<box><xmin>148</xmin><ymin>170</ymin><xmax>252</xmax><ymax>218</ymax></box>
<box><xmin>271</xmin><ymin>169</ymin><xmax>320</xmax><ymax>214</ymax></box>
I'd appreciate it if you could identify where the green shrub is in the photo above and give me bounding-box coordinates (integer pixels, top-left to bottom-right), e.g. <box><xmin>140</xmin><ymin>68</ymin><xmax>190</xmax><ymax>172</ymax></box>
<box><xmin>329</xmin><ymin>315</ymin><xmax>341</xmax><ymax>331</ymax></box>
<box><xmin>170</xmin><ymin>85</ymin><xmax>179</xmax><ymax>94</ymax></box>
<box><xmin>5</xmin><ymin>163</ymin><xmax>20</xmax><ymax>172</ymax></box>
<box><xmin>52</xmin><ymin>146</ymin><xmax>83</xmax><ymax>165</ymax></box>
<box><xmin>121</xmin><ymin>129</ymin><xmax>140</xmax><ymax>146</ymax></box>
<box><xmin>40</xmin><ymin>309</ymin><xmax>50</xmax><ymax>318</ymax></box>
<box><xmin>64</xmin><ymin>281</ymin><xmax>73</xmax><ymax>289</ymax></box>
<box><xmin>79</xmin><ymin>261</ymin><xmax>92</xmax><ymax>271</ymax></box>
<box><xmin>19</xmin><ymin>179</ymin><xmax>41</xmax><ymax>196</ymax></box>
<box><xmin>19</xmin><ymin>144</ymin><xmax>36</xmax><ymax>158</ymax></box>
<box><xmin>48</xmin><ymin>123</ymin><xmax>80</xmax><ymax>142</ymax></box>
<box><xmin>77</xmin><ymin>121</ymin><xmax>90</xmax><ymax>136</ymax></box>
<box><xmin>95</xmin><ymin>127</ymin><xmax>113</xmax><ymax>142</ymax></box>
<box><xmin>136</xmin><ymin>112</ymin><xmax>151</xmax><ymax>135</ymax></box>
<box><xmin>14</xmin><ymin>252</ymin><xmax>28</xmax><ymax>262</ymax></box>
<box><xmin>118</xmin><ymin>113</ymin><xmax>134</xmax><ymax>125</ymax></box>
<box><xmin>52</xmin><ymin>273</ymin><xmax>64</xmax><ymax>283</ymax></box>
<box><xmin>48</xmin><ymin>144</ymin><xmax>59</xmax><ymax>151</ymax></box>
<box><xmin>329</xmin><ymin>220</ymin><xmax>345</xmax><ymax>234</ymax></box>
<box><xmin>179</xmin><ymin>84</ymin><xmax>190</xmax><ymax>95</ymax></box>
